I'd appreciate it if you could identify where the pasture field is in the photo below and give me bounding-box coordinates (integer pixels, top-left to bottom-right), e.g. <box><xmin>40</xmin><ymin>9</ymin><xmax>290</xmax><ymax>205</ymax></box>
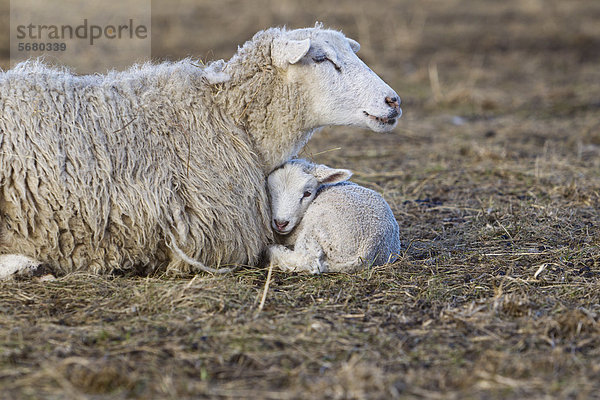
<box><xmin>1</xmin><ymin>0</ymin><xmax>599</xmax><ymax>398</ymax></box>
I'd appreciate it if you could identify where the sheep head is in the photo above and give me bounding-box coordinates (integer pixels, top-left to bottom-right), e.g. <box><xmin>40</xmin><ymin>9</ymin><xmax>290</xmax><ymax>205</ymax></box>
<box><xmin>271</xmin><ymin>26</ymin><xmax>401</xmax><ymax>133</ymax></box>
<box><xmin>267</xmin><ymin>159</ymin><xmax>352</xmax><ymax>235</ymax></box>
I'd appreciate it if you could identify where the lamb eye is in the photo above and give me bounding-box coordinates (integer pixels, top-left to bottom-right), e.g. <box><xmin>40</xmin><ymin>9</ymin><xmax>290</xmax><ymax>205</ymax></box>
<box><xmin>303</xmin><ymin>191</ymin><xmax>312</xmax><ymax>198</ymax></box>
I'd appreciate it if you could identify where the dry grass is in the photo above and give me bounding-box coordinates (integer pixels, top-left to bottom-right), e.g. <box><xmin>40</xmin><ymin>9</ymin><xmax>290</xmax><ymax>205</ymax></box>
<box><xmin>1</xmin><ymin>0</ymin><xmax>600</xmax><ymax>398</ymax></box>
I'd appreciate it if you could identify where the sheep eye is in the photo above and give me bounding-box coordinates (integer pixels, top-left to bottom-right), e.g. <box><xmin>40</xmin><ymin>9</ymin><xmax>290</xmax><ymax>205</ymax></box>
<box><xmin>302</xmin><ymin>191</ymin><xmax>312</xmax><ymax>198</ymax></box>
<box><xmin>312</xmin><ymin>55</ymin><xmax>341</xmax><ymax>72</ymax></box>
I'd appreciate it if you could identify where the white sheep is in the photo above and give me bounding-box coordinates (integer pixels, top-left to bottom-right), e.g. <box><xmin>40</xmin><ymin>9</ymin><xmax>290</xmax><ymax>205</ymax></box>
<box><xmin>0</xmin><ymin>24</ymin><xmax>401</xmax><ymax>278</ymax></box>
<box><xmin>267</xmin><ymin>159</ymin><xmax>401</xmax><ymax>274</ymax></box>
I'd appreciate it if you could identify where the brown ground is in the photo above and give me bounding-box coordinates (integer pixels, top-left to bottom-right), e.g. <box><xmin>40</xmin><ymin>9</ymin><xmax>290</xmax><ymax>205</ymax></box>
<box><xmin>1</xmin><ymin>0</ymin><xmax>599</xmax><ymax>399</ymax></box>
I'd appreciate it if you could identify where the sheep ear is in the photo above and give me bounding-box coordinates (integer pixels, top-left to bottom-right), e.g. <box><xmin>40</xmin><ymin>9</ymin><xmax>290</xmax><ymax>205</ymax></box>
<box><xmin>348</xmin><ymin>38</ymin><xmax>360</xmax><ymax>53</ymax></box>
<box><xmin>313</xmin><ymin>165</ymin><xmax>353</xmax><ymax>185</ymax></box>
<box><xmin>272</xmin><ymin>38</ymin><xmax>311</xmax><ymax>68</ymax></box>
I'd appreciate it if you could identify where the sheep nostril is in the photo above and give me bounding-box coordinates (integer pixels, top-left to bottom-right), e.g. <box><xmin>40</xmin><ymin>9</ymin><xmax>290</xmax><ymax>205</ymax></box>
<box><xmin>385</xmin><ymin>96</ymin><xmax>400</xmax><ymax>109</ymax></box>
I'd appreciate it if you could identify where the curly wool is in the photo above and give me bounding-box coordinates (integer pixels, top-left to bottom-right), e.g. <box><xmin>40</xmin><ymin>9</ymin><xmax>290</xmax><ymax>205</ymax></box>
<box><xmin>0</xmin><ymin>27</ymin><xmax>320</xmax><ymax>275</ymax></box>
<box><xmin>288</xmin><ymin>182</ymin><xmax>402</xmax><ymax>271</ymax></box>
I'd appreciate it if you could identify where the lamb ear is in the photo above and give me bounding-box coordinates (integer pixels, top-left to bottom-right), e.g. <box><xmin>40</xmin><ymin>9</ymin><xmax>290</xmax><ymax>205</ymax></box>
<box><xmin>313</xmin><ymin>165</ymin><xmax>353</xmax><ymax>185</ymax></box>
<box><xmin>272</xmin><ymin>38</ymin><xmax>311</xmax><ymax>68</ymax></box>
<box><xmin>348</xmin><ymin>38</ymin><xmax>360</xmax><ymax>53</ymax></box>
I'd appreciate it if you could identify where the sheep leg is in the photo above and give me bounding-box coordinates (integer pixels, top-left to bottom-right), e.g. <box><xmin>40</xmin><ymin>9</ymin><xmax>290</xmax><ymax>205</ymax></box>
<box><xmin>268</xmin><ymin>243</ymin><xmax>328</xmax><ymax>274</ymax></box>
<box><xmin>0</xmin><ymin>254</ymin><xmax>55</xmax><ymax>280</ymax></box>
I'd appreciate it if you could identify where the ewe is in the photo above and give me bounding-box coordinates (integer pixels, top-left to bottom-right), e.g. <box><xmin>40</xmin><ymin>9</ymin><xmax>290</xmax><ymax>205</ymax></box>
<box><xmin>0</xmin><ymin>25</ymin><xmax>401</xmax><ymax>278</ymax></box>
<box><xmin>267</xmin><ymin>159</ymin><xmax>401</xmax><ymax>274</ymax></box>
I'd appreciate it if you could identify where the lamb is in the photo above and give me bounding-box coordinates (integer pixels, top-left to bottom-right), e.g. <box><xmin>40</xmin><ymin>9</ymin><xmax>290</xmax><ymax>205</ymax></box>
<box><xmin>0</xmin><ymin>24</ymin><xmax>401</xmax><ymax>278</ymax></box>
<box><xmin>267</xmin><ymin>159</ymin><xmax>401</xmax><ymax>274</ymax></box>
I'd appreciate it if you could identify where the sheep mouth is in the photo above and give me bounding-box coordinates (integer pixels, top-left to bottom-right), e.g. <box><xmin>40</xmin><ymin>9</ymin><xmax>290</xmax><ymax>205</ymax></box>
<box><xmin>363</xmin><ymin>111</ymin><xmax>398</xmax><ymax>125</ymax></box>
<box><xmin>273</xmin><ymin>225</ymin><xmax>293</xmax><ymax>235</ymax></box>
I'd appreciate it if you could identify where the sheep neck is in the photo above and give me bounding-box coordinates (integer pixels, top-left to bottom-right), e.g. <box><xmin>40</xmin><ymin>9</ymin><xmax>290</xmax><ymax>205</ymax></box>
<box><xmin>215</xmin><ymin>37</ymin><xmax>316</xmax><ymax>173</ymax></box>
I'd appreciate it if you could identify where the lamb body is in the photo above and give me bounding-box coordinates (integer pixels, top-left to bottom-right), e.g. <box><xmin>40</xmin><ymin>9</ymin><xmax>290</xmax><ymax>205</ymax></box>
<box><xmin>268</xmin><ymin>159</ymin><xmax>401</xmax><ymax>273</ymax></box>
<box><xmin>0</xmin><ymin>25</ymin><xmax>401</xmax><ymax>277</ymax></box>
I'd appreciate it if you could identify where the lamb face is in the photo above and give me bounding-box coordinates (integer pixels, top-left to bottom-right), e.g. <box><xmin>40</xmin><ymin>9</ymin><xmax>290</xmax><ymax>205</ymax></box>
<box><xmin>267</xmin><ymin>164</ymin><xmax>318</xmax><ymax>235</ymax></box>
<box><xmin>272</xmin><ymin>28</ymin><xmax>402</xmax><ymax>133</ymax></box>
<box><xmin>267</xmin><ymin>160</ymin><xmax>352</xmax><ymax>235</ymax></box>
